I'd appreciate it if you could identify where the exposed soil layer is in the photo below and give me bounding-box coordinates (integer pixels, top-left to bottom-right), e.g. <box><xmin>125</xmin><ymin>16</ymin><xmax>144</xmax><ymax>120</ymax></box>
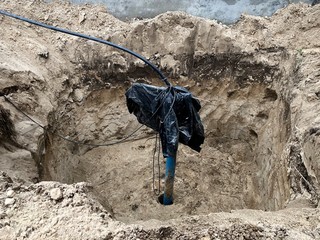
<box><xmin>1</xmin><ymin>1</ymin><xmax>320</xmax><ymax>239</ymax></box>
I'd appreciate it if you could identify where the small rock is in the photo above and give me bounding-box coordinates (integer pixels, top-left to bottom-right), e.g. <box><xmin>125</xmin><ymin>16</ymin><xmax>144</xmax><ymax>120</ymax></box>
<box><xmin>0</xmin><ymin>172</ymin><xmax>13</xmax><ymax>183</ymax></box>
<box><xmin>105</xmin><ymin>82</ymin><xmax>111</xmax><ymax>89</ymax></box>
<box><xmin>73</xmin><ymin>88</ymin><xmax>84</xmax><ymax>102</ymax></box>
<box><xmin>64</xmin><ymin>188</ymin><xmax>75</xmax><ymax>198</ymax></box>
<box><xmin>4</xmin><ymin>198</ymin><xmax>15</xmax><ymax>206</ymax></box>
<box><xmin>32</xmin><ymin>196</ymin><xmax>39</xmax><ymax>202</ymax></box>
<box><xmin>72</xmin><ymin>193</ymin><xmax>83</xmax><ymax>206</ymax></box>
<box><xmin>79</xmin><ymin>12</ymin><xmax>86</xmax><ymax>24</ymax></box>
<box><xmin>6</xmin><ymin>189</ymin><xmax>15</xmax><ymax>198</ymax></box>
<box><xmin>0</xmin><ymin>210</ymin><xmax>6</xmax><ymax>219</ymax></box>
<box><xmin>51</xmin><ymin>217</ymin><xmax>58</xmax><ymax>226</ymax></box>
<box><xmin>50</xmin><ymin>188</ymin><xmax>63</xmax><ymax>201</ymax></box>
<box><xmin>38</xmin><ymin>50</ymin><xmax>49</xmax><ymax>59</ymax></box>
<box><xmin>200</xmin><ymin>236</ymin><xmax>210</xmax><ymax>240</ymax></box>
<box><xmin>61</xmin><ymin>198</ymin><xmax>72</xmax><ymax>208</ymax></box>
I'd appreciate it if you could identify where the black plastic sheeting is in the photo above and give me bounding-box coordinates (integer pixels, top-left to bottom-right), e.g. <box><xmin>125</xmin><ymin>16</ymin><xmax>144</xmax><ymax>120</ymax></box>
<box><xmin>125</xmin><ymin>83</ymin><xmax>205</xmax><ymax>158</ymax></box>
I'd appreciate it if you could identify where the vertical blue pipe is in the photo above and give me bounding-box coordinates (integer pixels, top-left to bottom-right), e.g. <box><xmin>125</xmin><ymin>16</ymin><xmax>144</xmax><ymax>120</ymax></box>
<box><xmin>163</xmin><ymin>156</ymin><xmax>176</xmax><ymax>205</ymax></box>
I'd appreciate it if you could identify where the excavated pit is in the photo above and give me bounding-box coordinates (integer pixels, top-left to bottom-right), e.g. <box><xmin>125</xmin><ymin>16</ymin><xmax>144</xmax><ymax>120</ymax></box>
<box><xmin>38</xmin><ymin>50</ymin><xmax>299</xmax><ymax>223</ymax></box>
<box><xmin>2</xmin><ymin>2</ymin><xmax>320</xmax><ymax>238</ymax></box>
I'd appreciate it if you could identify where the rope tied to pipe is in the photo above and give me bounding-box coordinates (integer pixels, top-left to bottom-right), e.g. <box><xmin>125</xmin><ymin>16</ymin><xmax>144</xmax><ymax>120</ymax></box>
<box><xmin>152</xmin><ymin>132</ymin><xmax>161</xmax><ymax>196</ymax></box>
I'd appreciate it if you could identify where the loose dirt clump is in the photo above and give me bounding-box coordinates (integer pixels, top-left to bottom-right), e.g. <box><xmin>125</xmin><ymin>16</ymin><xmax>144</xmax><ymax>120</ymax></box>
<box><xmin>1</xmin><ymin>0</ymin><xmax>320</xmax><ymax>239</ymax></box>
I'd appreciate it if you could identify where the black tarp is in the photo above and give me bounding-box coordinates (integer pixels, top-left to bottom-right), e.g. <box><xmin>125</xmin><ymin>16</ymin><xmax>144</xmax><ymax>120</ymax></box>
<box><xmin>125</xmin><ymin>83</ymin><xmax>205</xmax><ymax>158</ymax></box>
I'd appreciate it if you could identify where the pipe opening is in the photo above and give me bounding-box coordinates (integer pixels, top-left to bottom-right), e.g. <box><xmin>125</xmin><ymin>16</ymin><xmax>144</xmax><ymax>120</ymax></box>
<box><xmin>158</xmin><ymin>194</ymin><xmax>173</xmax><ymax>205</ymax></box>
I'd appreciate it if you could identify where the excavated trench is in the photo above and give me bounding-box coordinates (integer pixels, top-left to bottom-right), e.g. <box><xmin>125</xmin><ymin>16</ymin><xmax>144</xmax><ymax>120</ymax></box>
<box><xmin>35</xmin><ymin>49</ymin><xmax>313</xmax><ymax>224</ymax></box>
<box><xmin>1</xmin><ymin>2</ymin><xmax>320</xmax><ymax>239</ymax></box>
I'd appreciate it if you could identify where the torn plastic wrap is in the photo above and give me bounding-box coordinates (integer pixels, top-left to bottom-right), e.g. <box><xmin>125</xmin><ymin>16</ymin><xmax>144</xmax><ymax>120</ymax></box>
<box><xmin>125</xmin><ymin>83</ymin><xmax>205</xmax><ymax>158</ymax></box>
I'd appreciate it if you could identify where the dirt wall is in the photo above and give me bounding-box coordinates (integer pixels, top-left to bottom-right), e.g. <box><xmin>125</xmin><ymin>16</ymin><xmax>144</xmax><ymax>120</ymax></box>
<box><xmin>1</xmin><ymin>1</ymin><xmax>320</xmax><ymax>238</ymax></box>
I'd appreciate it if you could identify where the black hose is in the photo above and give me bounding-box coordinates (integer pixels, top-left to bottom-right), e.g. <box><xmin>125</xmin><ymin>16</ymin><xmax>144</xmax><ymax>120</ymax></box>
<box><xmin>0</xmin><ymin>10</ymin><xmax>170</xmax><ymax>86</ymax></box>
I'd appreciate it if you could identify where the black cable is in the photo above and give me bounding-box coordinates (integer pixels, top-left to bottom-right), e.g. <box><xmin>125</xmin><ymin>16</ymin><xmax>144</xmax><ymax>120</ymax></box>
<box><xmin>152</xmin><ymin>132</ymin><xmax>158</xmax><ymax>194</ymax></box>
<box><xmin>0</xmin><ymin>10</ymin><xmax>170</xmax><ymax>87</ymax></box>
<box><xmin>57</xmin><ymin>84</ymin><xmax>172</xmax><ymax>147</ymax></box>
<box><xmin>3</xmin><ymin>83</ymin><xmax>173</xmax><ymax>148</ymax></box>
<box><xmin>152</xmin><ymin>132</ymin><xmax>162</xmax><ymax>195</ymax></box>
<box><xmin>161</xmin><ymin>87</ymin><xmax>177</xmax><ymax>124</ymax></box>
<box><xmin>65</xmin><ymin>84</ymin><xmax>173</xmax><ymax>147</ymax></box>
<box><xmin>4</xmin><ymin>95</ymin><xmax>45</xmax><ymax>129</ymax></box>
<box><xmin>4</xmin><ymin>95</ymin><xmax>145</xmax><ymax>147</ymax></box>
<box><xmin>0</xmin><ymin>10</ymin><xmax>179</xmax><ymax>148</ymax></box>
<box><xmin>157</xmin><ymin>131</ymin><xmax>161</xmax><ymax>195</ymax></box>
<box><xmin>55</xmin><ymin>124</ymin><xmax>145</xmax><ymax>147</ymax></box>
<box><xmin>1</xmin><ymin>10</ymin><xmax>179</xmax><ymax>192</ymax></box>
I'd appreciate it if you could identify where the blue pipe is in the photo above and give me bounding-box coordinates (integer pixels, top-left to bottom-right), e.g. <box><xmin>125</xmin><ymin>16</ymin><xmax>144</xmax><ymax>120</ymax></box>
<box><xmin>0</xmin><ymin>9</ymin><xmax>179</xmax><ymax>205</ymax></box>
<box><xmin>163</xmin><ymin>156</ymin><xmax>176</xmax><ymax>205</ymax></box>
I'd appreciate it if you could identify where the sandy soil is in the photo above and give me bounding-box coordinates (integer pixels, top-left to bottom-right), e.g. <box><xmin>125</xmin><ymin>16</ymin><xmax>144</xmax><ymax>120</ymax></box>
<box><xmin>1</xmin><ymin>0</ymin><xmax>320</xmax><ymax>239</ymax></box>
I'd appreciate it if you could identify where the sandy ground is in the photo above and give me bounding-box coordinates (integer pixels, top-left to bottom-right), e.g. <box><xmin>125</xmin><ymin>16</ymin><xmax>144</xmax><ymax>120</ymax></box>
<box><xmin>1</xmin><ymin>0</ymin><xmax>320</xmax><ymax>239</ymax></box>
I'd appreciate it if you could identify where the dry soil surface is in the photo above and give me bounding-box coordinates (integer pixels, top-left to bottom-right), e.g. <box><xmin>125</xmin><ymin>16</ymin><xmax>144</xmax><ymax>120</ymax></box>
<box><xmin>1</xmin><ymin>0</ymin><xmax>320</xmax><ymax>239</ymax></box>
